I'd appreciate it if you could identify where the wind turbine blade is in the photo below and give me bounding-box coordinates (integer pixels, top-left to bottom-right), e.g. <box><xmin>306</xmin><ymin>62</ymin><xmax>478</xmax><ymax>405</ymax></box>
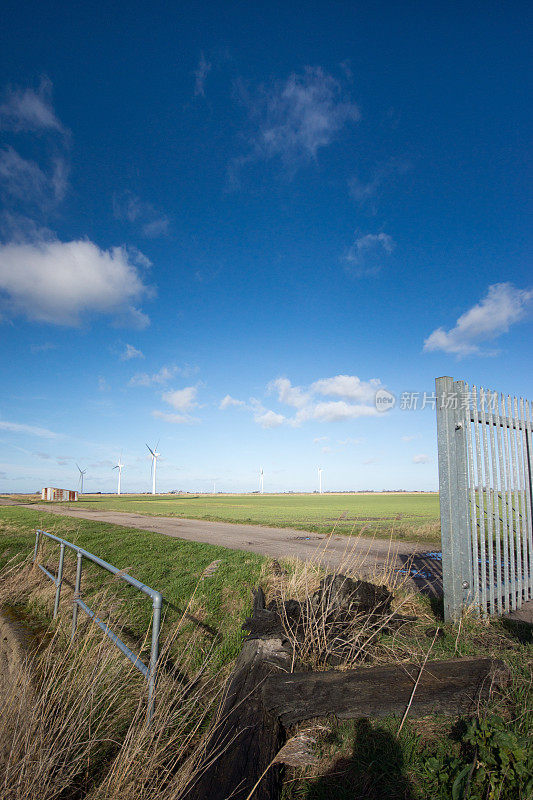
<box><xmin>146</xmin><ymin>443</ymin><xmax>155</xmax><ymax>456</ymax></box>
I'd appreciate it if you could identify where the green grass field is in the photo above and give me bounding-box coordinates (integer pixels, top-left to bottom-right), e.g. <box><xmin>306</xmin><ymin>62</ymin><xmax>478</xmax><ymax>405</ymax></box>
<box><xmin>46</xmin><ymin>491</ymin><xmax>441</xmax><ymax>543</ymax></box>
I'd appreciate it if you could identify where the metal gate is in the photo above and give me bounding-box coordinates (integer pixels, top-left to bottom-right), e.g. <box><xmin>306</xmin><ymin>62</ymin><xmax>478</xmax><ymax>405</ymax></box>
<box><xmin>436</xmin><ymin>376</ymin><xmax>533</xmax><ymax>622</ymax></box>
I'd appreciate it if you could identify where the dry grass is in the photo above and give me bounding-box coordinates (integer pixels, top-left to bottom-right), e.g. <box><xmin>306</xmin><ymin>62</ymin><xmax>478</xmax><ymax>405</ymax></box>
<box><xmin>258</xmin><ymin>532</ymin><xmax>420</xmax><ymax>672</ymax></box>
<box><xmin>0</xmin><ymin>556</ymin><xmax>224</xmax><ymax>800</ymax></box>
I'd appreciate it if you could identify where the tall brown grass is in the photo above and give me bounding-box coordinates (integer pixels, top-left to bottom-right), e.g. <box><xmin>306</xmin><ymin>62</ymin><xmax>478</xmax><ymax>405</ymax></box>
<box><xmin>0</xmin><ymin>556</ymin><xmax>221</xmax><ymax>800</ymax></box>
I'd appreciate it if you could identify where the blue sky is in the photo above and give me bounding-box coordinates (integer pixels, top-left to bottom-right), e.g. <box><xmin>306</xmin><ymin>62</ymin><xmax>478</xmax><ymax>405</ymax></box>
<box><xmin>0</xmin><ymin>1</ymin><xmax>531</xmax><ymax>494</ymax></box>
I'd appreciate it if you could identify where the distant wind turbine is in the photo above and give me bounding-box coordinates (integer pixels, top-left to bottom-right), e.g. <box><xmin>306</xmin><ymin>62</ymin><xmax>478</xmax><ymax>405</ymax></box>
<box><xmin>317</xmin><ymin>466</ymin><xmax>323</xmax><ymax>495</ymax></box>
<box><xmin>259</xmin><ymin>467</ymin><xmax>264</xmax><ymax>495</ymax></box>
<box><xmin>146</xmin><ymin>443</ymin><xmax>160</xmax><ymax>495</ymax></box>
<box><xmin>76</xmin><ymin>464</ymin><xmax>87</xmax><ymax>494</ymax></box>
<box><xmin>113</xmin><ymin>455</ymin><xmax>124</xmax><ymax>495</ymax></box>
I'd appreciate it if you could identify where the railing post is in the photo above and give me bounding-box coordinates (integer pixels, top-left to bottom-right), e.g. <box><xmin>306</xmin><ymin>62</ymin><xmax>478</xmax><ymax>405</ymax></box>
<box><xmin>33</xmin><ymin>530</ymin><xmax>40</xmax><ymax>563</ymax></box>
<box><xmin>147</xmin><ymin>591</ymin><xmax>162</xmax><ymax>724</ymax></box>
<box><xmin>53</xmin><ymin>542</ymin><xmax>65</xmax><ymax>619</ymax></box>
<box><xmin>71</xmin><ymin>551</ymin><xmax>83</xmax><ymax>639</ymax></box>
<box><xmin>436</xmin><ymin>376</ymin><xmax>472</xmax><ymax>622</ymax></box>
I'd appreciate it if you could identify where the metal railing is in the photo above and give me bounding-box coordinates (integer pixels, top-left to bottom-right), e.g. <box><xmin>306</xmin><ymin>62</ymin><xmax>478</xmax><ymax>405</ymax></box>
<box><xmin>436</xmin><ymin>376</ymin><xmax>533</xmax><ymax>622</ymax></box>
<box><xmin>33</xmin><ymin>529</ymin><xmax>162</xmax><ymax>722</ymax></box>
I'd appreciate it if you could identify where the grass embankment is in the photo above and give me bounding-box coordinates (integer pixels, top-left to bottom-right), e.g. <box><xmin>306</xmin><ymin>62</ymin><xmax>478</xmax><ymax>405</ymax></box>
<box><xmin>0</xmin><ymin>505</ymin><xmax>265</xmax><ymax>671</ymax></box>
<box><xmin>1</xmin><ymin>505</ymin><xmax>530</xmax><ymax>799</ymax></box>
<box><xmin>33</xmin><ymin>491</ymin><xmax>441</xmax><ymax>543</ymax></box>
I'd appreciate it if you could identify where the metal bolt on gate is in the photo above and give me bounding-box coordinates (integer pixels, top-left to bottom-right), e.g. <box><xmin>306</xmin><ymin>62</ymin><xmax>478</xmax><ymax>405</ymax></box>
<box><xmin>33</xmin><ymin>529</ymin><xmax>162</xmax><ymax>723</ymax></box>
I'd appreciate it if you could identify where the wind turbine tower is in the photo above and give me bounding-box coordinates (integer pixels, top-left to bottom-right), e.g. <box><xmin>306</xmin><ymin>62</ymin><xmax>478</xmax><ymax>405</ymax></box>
<box><xmin>318</xmin><ymin>466</ymin><xmax>323</xmax><ymax>495</ymax></box>
<box><xmin>146</xmin><ymin>443</ymin><xmax>160</xmax><ymax>495</ymax></box>
<box><xmin>76</xmin><ymin>464</ymin><xmax>87</xmax><ymax>495</ymax></box>
<box><xmin>113</xmin><ymin>456</ymin><xmax>124</xmax><ymax>495</ymax></box>
<box><xmin>259</xmin><ymin>467</ymin><xmax>264</xmax><ymax>495</ymax></box>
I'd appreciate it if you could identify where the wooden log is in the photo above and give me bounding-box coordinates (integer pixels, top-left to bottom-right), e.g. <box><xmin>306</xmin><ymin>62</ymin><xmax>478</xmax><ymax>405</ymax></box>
<box><xmin>263</xmin><ymin>657</ymin><xmax>505</xmax><ymax>727</ymax></box>
<box><xmin>183</xmin><ymin>591</ymin><xmax>292</xmax><ymax>800</ymax></box>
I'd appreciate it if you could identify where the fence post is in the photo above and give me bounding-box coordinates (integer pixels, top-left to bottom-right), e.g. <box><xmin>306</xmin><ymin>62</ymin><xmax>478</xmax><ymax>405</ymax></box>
<box><xmin>53</xmin><ymin>542</ymin><xmax>65</xmax><ymax>619</ymax></box>
<box><xmin>33</xmin><ymin>530</ymin><xmax>40</xmax><ymax>563</ymax></box>
<box><xmin>71</xmin><ymin>551</ymin><xmax>83</xmax><ymax>639</ymax></box>
<box><xmin>147</xmin><ymin>591</ymin><xmax>162</xmax><ymax>724</ymax></box>
<box><xmin>436</xmin><ymin>376</ymin><xmax>472</xmax><ymax>622</ymax></box>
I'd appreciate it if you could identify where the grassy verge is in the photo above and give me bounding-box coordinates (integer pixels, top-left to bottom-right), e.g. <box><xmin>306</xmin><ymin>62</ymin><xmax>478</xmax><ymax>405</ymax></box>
<box><xmin>0</xmin><ymin>505</ymin><xmax>265</xmax><ymax>670</ymax></box>
<box><xmin>8</xmin><ymin>491</ymin><xmax>442</xmax><ymax>542</ymax></box>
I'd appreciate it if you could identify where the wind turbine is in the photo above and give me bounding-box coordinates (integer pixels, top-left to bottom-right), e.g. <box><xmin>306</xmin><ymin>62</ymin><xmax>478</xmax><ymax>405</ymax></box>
<box><xmin>259</xmin><ymin>467</ymin><xmax>264</xmax><ymax>495</ymax></box>
<box><xmin>113</xmin><ymin>455</ymin><xmax>124</xmax><ymax>495</ymax></box>
<box><xmin>76</xmin><ymin>464</ymin><xmax>87</xmax><ymax>494</ymax></box>
<box><xmin>317</xmin><ymin>466</ymin><xmax>323</xmax><ymax>495</ymax></box>
<box><xmin>146</xmin><ymin>443</ymin><xmax>160</xmax><ymax>495</ymax></box>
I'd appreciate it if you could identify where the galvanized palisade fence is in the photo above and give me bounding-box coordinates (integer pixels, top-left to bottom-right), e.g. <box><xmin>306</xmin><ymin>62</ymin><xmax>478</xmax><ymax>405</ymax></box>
<box><xmin>436</xmin><ymin>376</ymin><xmax>533</xmax><ymax>622</ymax></box>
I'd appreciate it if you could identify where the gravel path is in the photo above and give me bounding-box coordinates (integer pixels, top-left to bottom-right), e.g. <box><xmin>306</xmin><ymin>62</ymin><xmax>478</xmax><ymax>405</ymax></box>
<box><xmin>0</xmin><ymin>499</ymin><xmax>442</xmax><ymax>590</ymax></box>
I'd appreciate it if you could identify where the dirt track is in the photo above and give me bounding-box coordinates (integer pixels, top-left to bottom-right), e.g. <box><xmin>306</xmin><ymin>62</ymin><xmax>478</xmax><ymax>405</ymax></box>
<box><xmin>0</xmin><ymin>499</ymin><xmax>443</xmax><ymax>592</ymax></box>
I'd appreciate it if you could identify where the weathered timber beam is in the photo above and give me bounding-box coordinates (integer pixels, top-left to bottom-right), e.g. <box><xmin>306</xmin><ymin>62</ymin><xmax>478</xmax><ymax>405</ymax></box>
<box><xmin>182</xmin><ymin>589</ymin><xmax>292</xmax><ymax>800</ymax></box>
<box><xmin>263</xmin><ymin>657</ymin><xmax>505</xmax><ymax>727</ymax></box>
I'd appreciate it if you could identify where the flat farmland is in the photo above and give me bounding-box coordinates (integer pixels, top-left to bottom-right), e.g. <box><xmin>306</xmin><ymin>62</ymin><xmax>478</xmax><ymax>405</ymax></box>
<box><xmin>57</xmin><ymin>492</ymin><xmax>441</xmax><ymax>542</ymax></box>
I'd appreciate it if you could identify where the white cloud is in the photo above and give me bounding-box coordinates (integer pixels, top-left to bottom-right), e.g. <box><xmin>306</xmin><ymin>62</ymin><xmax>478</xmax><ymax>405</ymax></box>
<box><xmin>220</xmin><ymin>394</ymin><xmax>247</xmax><ymax>409</ymax></box>
<box><xmin>98</xmin><ymin>376</ymin><xmax>109</xmax><ymax>392</ymax></box>
<box><xmin>162</xmin><ymin>386</ymin><xmax>198</xmax><ymax>412</ymax></box>
<box><xmin>0</xmin><ymin>77</ymin><xmax>65</xmax><ymax>134</ymax></box>
<box><xmin>0</xmin><ymin>239</ymin><xmax>152</xmax><ymax>326</ymax></box>
<box><xmin>254</xmin><ymin>409</ymin><xmax>286</xmax><ymax>429</ymax></box>
<box><xmin>0</xmin><ymin>419</ymin><xmax>57</xmax><ymax>438</ymax></box>
<box><xmin>194</xmin><ymin>52</ymin><xmax>212</xmax><ymax>97</ymax></box>
<box><xmin>120</xmin><ymin>343</ymin><xmax>144</xmax><ymax>361</ymax></box>
<box><xmin>311</xmin><ymin>374</ymin><xmax>382</xmax><ymax>403</ymax></box>
<box><xmin>113</xmin><ymin>191</ymin><xmax>169</xmax><ymax>238</ymax></box>
<box><xmin>338</xmin><ymin>437</ymin><xmax>363</xmax><ymax>446</ymax></box>
<box><xmin>424</xmin><ymin>283</ymin><xmax>533</xmax><ymax>357</ymax></box>
<box><xmin>413</xmin><ymin>454</ymin><xmax>430</xmax><ymax>464</ymax></box>
<box><xmin>223</xmin><ymin>374</ymin><xmax>384</xmax><ymax>429</ymax></box>
<box><xmin>344</xmin><ymin>233</ymin><xmax>395</xmax><ymax>276</ymax></box>
<box><xmin>152</xmin><ymin>386</ymin><xmax>200</xmax><ymax>424</ymax></box>
<box><xmin>268</xmin><ymin>377</ymin><xmax>310</xmax><ymax>408</ymax></box>
<box><xmin>313</xmin><ymin>436</ymin><xmax>329</xmax><ymax>444</ymax></box>
<box><xmin>401</xmin><ymin>435</ymin><xmax>417</xmax><ymax>442</ymax></box>
<box><xmin>296</xmin><ymin>400</ymin><xmax>379</xmax><ymax>423</ymax></box>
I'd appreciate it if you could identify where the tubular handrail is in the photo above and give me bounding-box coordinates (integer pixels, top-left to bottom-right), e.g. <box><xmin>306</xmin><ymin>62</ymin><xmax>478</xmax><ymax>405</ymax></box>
<box><xmin>33</xmin><ymin>528</ymin><xmax>162</xmax><ymax>723</ymax></box>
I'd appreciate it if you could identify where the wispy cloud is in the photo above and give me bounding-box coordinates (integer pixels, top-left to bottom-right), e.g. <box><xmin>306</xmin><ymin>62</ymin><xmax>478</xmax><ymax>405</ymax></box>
<box><xmin>0</xmin><ymin>77</ymin><xmax>66</xmax><ymax>134</ymax></box>
<box><xmin>120</xmin><ymin>343</ymin><xmax>144</xmax><ymax>361</ymax></box>
<box><xmin>0</xmin><ymin>147</ymin><xmax>69</xmax><ymax>211</ymax></box>
<box><xmin>152</xmin><ymin>410</ymin><xmax>197</xmax><ymax>425</ymax></box>
<box><xmin>113</xmin><ymin>191</ymin><xmax>170</xmax><ymax>238</ymax></box>
<box><xmin>413</xmin><ymin>454</ymin><xmax>430</xmax><ymax>464</ymax></box>
<box><xmin>129</xmin><ymin>365</ymin><xmax>178</xmax><ymax>387</ymax></box>
<box><xmin>348</xmin><ymin>160</ymin><xmax>410</xmax><ymax>210</ymax></box>
<box><xmin>30</xmin><ymin>342</ymin><xmax>57</xmax><ymax>354</ymax></box>
<box><xmin>424</xmin><ymin>283</ymin><xmax>533</xmax><ymax>357</ymax></box>
<box><xmin>0</xmin><ymin>239</ymin><xmax>152</xmax><ymax>327</ymax></box>
<box><xmin>230</xmin><ymin>66</ymin><xmax>359</xmax><ymax>183</ymax></box>
<box><xmin>343</xmin><ymin>233</ymin><xmax>395</xmax><ymax>277</ymax></box>
<box><xmin>0</xmin><ymin>419</ymin><xmax>57</xmax><ymax>438</ymax></box>
<box><xmin>194</xmin><ymin>52</ymin><xmax>212</xmax><ymax>97</ymax></box>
